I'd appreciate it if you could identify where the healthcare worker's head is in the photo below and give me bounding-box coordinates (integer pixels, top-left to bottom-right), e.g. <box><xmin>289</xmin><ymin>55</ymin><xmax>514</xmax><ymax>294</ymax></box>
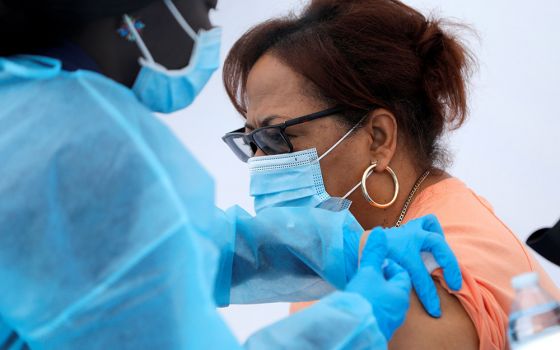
<box><xmin>222</xmin><ymin>0</ymin><xmax>475</xmax><ymax>228</ymax></box>
<box><xmin>0</xmin><ymin>0</ymin><xmax>220</xmax><ymax>113</ymax></box>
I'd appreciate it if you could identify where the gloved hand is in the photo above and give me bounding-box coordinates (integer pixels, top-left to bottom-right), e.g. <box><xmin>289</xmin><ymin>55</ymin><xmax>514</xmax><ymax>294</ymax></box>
<box><xmin>346</xmin><ymin>232</ymin><xmax>412</xmax><ymax>341</ymax></box>
<box><xmin>365</xmin><ymin>214</ymin><xmax>463</xmax><ymax>318</ymax></box>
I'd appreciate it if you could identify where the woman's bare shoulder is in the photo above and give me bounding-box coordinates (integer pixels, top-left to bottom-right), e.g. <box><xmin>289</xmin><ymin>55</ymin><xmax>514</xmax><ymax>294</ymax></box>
<box><xmin>389</xmin><ymin>282</ymin><xmax>479</xmax><ymax>350</ymax></box>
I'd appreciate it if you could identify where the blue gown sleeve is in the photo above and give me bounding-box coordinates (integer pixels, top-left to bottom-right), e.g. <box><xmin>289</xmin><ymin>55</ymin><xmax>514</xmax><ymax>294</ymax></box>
<box><xmin>244</xmin><ymin>291</ymin><xmax>387</xmax><ymax>350</ymax></box>
<box><xmin>209</xmin><ymin>205</ymin><xmax>362</xmax><ymax>306</ymax></box>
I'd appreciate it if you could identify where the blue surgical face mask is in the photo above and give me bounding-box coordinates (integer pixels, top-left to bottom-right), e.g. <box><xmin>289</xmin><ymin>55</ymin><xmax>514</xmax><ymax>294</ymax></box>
<box><xmin>124</xmin><ymin>0</ymin><xmax>222</xmax><ymax>113</ymax></box>
<box><xmin>249</xmin><ymin>117</ymin><xmax>367</xmax><ymax>213</ymax></box>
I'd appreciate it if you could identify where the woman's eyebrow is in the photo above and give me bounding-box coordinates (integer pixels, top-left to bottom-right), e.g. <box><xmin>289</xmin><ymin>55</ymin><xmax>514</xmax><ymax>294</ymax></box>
<box><xmin>244</xmin><ymin>115</ymin><xmax>286</xmax><ymax>130</ymax></box>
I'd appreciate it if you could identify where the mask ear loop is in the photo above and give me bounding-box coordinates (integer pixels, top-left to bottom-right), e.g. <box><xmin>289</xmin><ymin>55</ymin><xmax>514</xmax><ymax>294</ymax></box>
<box><xmin>342</xmin><ymin>178</ymin><xmax>366</xmax><ymax>200</ymax></box>
<box><xmin>316</xmin><ymin>112</ymin><xmax>372</xmax><ymax>200</ymax></box>
<box><xmin>317</xmin><ymin>117</ymin><xmax>365</xmax><ymax>162</ymax></box>
<box><xmin>163</xmin><ymin>0</ymin><xmax>198</xmax><ymax>40</ymax></box>
<box><xmin>123</xmin><ymin>14</ymin><xmax>155</xmax><ymax>64</ymax></box>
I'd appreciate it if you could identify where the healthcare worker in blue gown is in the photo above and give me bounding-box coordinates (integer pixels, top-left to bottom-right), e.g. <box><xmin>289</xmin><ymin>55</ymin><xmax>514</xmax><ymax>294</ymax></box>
<box><xmin>0</xmin><ymin>0</ymin><xmax>463</xmax><ymax>349</ymax></box>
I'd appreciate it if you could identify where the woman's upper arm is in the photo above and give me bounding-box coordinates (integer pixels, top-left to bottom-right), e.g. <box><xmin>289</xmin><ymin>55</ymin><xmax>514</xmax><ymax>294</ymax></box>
<box><xmin>389</xmin><ymin>281</ymin><xmax>479</xmax><ymax>350</ymax></box>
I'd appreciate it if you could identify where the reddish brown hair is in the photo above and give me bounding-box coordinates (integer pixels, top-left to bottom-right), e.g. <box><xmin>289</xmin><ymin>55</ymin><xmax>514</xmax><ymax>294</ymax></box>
<box><xmin>223</xmin><ymin>0</ymin><xmax>475</xmax><ymax>168</ymax></box>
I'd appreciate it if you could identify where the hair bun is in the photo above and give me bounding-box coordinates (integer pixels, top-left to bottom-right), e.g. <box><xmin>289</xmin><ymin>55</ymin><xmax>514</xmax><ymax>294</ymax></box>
<box><xmin>417</xmin><ymin>21</ymin><xmax>446</xmax><ymax>63</ymax></box>
<box><xmin>413</xmin><ymin>19</ymin><xmax>474</xmax><ymax>131</ymax></box>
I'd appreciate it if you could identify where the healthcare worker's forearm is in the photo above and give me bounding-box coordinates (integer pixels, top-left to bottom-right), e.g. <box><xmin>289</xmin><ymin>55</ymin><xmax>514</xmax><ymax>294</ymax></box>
<box><xmin>244</xmin><ymin>291</ymin><xmax>387</xmax><ymax>350</ymax></box>
<box><xmin>211</xmin><ymin>205</ymin><xmax>362</xmax><ymax>307</ymax></box>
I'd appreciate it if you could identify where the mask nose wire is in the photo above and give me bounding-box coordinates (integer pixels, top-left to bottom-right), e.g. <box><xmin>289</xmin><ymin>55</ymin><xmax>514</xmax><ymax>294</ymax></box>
<box><xmin>164</xmin><ymin>0</ymin><xmax>198</xmax><ymax>40</ymax></box>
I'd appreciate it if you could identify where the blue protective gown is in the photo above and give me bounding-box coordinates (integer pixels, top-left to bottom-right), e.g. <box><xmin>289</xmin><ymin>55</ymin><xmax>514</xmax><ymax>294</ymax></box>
<box><xmin>0</xmin><ymin>55</ymin><xmax>387</xmax><ymax>349</ymax></box>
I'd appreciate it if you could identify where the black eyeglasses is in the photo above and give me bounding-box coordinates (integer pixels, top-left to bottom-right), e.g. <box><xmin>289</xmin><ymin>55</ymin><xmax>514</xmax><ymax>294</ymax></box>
<box><xmin>222</xmin><ymin>106</ymin><xmax>345</xmax><ymax>162</ymax></box>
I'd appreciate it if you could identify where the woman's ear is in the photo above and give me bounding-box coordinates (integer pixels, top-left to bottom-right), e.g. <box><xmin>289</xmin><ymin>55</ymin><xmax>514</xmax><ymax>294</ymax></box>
<box><xmin>366</xmin><ymin>108</ymin><xmax>398</xmax><ymax>172</ymax></box>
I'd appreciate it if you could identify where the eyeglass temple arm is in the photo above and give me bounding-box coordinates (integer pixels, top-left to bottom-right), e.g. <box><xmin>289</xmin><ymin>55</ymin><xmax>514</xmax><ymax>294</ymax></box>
<box><xmin>282</xmin><ymin>106</ymin><xmax>346</xmax><ymax>128</ymax></box>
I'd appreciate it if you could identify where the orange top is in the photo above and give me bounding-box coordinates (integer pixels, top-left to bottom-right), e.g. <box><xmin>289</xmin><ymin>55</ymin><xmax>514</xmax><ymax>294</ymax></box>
<box><xmin>291</xmin><ymin>177</ymin><xmax>560</xmax><ymax>350</ymax></box>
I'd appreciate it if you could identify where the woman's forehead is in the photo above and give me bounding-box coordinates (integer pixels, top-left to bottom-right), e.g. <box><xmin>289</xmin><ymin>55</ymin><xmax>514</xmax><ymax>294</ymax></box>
<box><xmin>245</xmin><ymin>54</ymin><xmax>326</xmax><ymax>125</ymax></box>
<box><xmin>246</xmin><ymin>55</ymin><xmax>305</xmax><ymax>107</ymax></box>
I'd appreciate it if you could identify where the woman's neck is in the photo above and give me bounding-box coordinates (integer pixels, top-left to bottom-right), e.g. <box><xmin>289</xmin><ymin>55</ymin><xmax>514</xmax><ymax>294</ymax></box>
<box><xmin>350</xmin><ymin>170</ymin><xmax>450</xmax><ymax>230</ymax></box>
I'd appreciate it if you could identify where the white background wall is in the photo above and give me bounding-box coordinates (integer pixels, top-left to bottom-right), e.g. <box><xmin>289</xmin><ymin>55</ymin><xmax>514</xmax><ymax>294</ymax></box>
<box><xmin>160</xmin><ymin>0</ymin><xmax>560</xmax><ymax>342</ymax></box>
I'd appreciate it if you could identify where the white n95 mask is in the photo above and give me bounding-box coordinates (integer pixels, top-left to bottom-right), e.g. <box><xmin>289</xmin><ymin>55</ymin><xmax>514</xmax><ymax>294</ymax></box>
<box><xmin>248</xmin><ymin>116</ymin><xmax>368</xmax><ymax>213</ymax></box>
<box><xmin>124</xmin><ymin>0</ymin><xmax>222</xmax><ymax>113</ymax></box>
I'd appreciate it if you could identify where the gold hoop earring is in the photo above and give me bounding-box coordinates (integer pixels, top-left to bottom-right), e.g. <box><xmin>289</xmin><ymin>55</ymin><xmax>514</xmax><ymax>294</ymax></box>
<box><xmin>361</xmin><ymin>162</ymin><xmax>400</xmax><ymax>209</ymax></box>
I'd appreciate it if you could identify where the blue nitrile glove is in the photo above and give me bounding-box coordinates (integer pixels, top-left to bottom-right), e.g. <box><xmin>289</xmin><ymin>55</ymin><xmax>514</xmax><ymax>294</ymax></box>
<box><xmin>374</xmin><ymin>214</ymin><xmax>463</xmax><ymax>318</ymax></box>
<box><xmin>346</xmin><ymin>231</ymin><xmax>412</xmax><ymax>341</ymax></box>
